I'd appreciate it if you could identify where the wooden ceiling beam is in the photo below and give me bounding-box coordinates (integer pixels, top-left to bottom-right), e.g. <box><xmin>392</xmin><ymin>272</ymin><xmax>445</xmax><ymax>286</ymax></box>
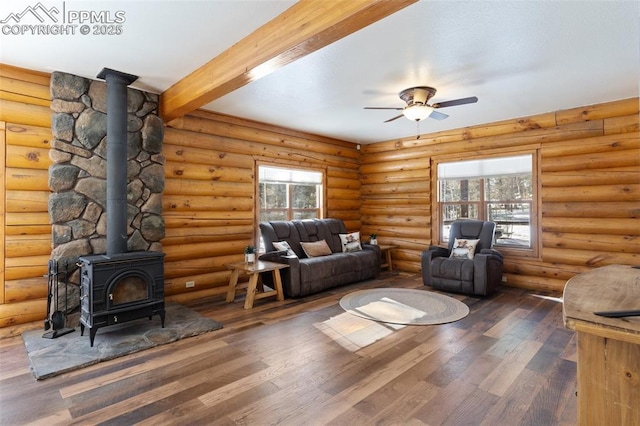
<box><xmin>159</xmin><ymin>0</ymin><xmax>417</xmax><ymax>123</ymax></box>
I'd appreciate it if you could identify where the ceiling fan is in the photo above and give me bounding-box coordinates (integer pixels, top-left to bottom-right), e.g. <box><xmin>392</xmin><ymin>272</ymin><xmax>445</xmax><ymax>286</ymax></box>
<box><xmin>364</xmin><ymin>86</ymin><xmax>478</xmax><ymax>123</ymax></box>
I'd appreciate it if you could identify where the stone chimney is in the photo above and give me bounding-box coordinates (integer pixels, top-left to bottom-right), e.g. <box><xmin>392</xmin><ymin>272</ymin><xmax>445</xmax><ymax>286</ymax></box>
<box><xmin>47</xmin><ymin>71</ymin><xmax>165</xmax><ymax>316</ymax></box>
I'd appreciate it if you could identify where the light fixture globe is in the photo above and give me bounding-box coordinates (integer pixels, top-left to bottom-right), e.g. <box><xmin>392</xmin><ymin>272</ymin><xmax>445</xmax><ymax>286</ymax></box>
<box><xmin>402</xmin><ymin>104</ymin><xmax>433</xmax><ymax>121</ymax></box>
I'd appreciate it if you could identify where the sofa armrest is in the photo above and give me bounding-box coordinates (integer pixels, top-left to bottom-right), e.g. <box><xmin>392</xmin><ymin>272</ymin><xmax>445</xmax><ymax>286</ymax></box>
<box><xmin>259</xmin><ymin>250</ymin><xmax>285</xmax><ymax>262</ymax></box>
<box><xmin>362</xmin><ymin>243</ymin><xmax>381</xmax><ymax>258</ymax></box>
<box><xmin>258</xmin><ymin>251</ymin><xmax>300</xmax><ymax>297</ymax></box>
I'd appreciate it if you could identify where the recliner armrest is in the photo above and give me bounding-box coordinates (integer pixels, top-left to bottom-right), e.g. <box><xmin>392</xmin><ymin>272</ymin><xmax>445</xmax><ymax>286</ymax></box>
<box><xmin>421</xmin><ymin>245</ymin><xmax>450</xmax><ymax>287</ymax></box>
<box><xmin>428</xmin><ymin>245</ymin><xmax>450</xmax><ymax>258</ymax></box>
<box><xmin>479</xmin><ymin>248</ymin><xmax>504</xmax><ymax>260</ymax></box>
<box><xmin>472</xmin><ymin>250</ymin><xmax>504</xmax><ymax>296</ymax></box>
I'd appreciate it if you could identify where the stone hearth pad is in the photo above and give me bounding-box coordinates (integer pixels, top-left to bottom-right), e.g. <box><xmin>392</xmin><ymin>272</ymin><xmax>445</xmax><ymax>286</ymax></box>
<box><xmin>22</xmin><ymin>303</ymin><xmax>222</xmax><ymax>380</ymax></box>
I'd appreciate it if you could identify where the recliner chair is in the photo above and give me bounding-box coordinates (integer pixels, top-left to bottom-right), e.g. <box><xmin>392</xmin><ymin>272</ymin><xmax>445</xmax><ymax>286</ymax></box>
<box><xmin>422</xmin><ymin>219</ymin><xmax>503</xmax><ymax>296</ymax></box>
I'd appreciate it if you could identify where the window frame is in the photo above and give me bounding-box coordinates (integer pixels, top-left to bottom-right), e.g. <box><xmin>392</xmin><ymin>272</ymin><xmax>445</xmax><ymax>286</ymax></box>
<box><xmin>255</xmin><ymin>161</ymin><xmax>327</xmax><ymax>247</ymax></box>
<box><xmin>432</xmin><ymin>150</ymin><xmax>540</xmax><ymax>259</ymax></box>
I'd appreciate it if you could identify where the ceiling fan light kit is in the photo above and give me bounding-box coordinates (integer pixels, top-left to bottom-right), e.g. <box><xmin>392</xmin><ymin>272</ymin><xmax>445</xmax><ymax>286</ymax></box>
<box><xmin>402</xmin><ymin>104</ymin><xmax>433</xmax><ymax>121</ymax></box>
<box><xmin>365</xmin><ymin>85</ymin><xmax>478</xmax><ymax>124</ymax></box>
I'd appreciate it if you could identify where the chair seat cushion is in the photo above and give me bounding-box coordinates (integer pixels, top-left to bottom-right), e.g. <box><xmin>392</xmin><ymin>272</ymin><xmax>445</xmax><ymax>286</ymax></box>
<box><xmin>431</xmin><ymin>257</ymin><xmax>474</xmax><ymax>281</ymax></box>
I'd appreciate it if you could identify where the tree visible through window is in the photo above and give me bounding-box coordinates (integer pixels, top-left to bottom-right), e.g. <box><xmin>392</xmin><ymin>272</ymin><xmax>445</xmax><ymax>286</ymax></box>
<box><xmin>437</xmin><ymin>154</ymin><xmax>534</xmax><ymax>248</ymax></box>
<box><xmin>258</xmin><ymin>165</ymin><xmax>323</xmax><ymax>223</ymax></box>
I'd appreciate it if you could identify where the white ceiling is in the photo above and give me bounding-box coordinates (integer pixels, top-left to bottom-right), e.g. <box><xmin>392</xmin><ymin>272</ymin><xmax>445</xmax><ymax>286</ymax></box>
<box><xmin>1</xmin><ymin>0</ymin><xmax>638</xmax><ymax>144</ymax></box>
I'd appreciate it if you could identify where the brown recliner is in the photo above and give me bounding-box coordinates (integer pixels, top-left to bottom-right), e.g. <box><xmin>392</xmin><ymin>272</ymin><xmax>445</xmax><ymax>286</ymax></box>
<box><xmin>421</xmin><ymin>219</ymin><xmax>503</xmax><ymax>296</ymax></box>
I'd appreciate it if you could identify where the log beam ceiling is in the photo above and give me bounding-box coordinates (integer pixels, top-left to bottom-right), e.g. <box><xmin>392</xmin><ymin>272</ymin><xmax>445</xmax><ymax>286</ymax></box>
<box><xmin>159</xmin><ymin>0</ymin><xmax>417</xmax><ymax>123</ymax></box>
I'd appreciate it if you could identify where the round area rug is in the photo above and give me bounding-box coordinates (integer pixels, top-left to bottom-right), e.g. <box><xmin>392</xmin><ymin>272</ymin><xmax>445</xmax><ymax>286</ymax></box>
<box><xmin>339</xmin><ymin>288</ymin><xmax>469</xmax><ymax>325</ymax></box>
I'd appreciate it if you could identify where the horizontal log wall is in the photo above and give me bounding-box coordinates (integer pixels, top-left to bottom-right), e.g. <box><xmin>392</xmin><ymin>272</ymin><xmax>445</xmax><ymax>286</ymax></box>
<box><xmin>161</xmin><ymin>110</ymin><xmax>361</xmax><ymax>302</ymax></box>
<box><xmin>0</xmin><ymin>62</ymin><xmax>636</xmax><ymax>330</ymax></box>
<box><xmin>0</xmin><ymin>64</ymin><xmax>362</xmax><ymax>331</ymax></box>
<box><xmin>361</xmin><ymin>97</ymin><xmax>639</xmax><ymax>292</ymax></box>
<box><xmin>0</xmin><ymin>64</ymin><xmax>52</xmax><ymax>328</ymax></box>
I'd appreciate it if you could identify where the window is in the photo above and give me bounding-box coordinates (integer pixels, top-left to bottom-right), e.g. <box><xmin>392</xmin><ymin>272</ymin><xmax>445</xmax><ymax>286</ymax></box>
<box><xmin>258</xmin><ymin>165</ymin><xmax>323</xmax><ymax>222</ymax></box>
<box><xmin>437</xmin><ymin>154</ymin><xmax>534</xmax><ymax>249</ymax></box>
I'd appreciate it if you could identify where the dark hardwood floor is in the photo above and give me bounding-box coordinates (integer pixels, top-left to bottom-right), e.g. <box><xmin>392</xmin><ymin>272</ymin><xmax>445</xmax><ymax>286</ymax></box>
<box><xmin>0</xmin><ymin>272</ymin><xmax>577</xmax><ymax>425</ymax></box>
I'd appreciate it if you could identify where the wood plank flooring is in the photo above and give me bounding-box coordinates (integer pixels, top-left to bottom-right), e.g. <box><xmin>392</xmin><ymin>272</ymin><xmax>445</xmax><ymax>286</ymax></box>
<box><xmin>0</xmin><ymin>272</ymin><xmax>577</xmax><ymax>425</ymax></box>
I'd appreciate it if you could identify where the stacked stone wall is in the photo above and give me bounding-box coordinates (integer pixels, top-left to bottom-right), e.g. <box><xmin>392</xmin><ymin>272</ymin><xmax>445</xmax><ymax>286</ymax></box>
<box><xmin>48</xmin><ymin>71</ymin><xmax>165</xmax><ymax>308</ymax></box>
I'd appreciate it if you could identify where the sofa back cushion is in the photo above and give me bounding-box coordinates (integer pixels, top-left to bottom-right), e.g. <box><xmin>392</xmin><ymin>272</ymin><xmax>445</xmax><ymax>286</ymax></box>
<box><xmin>320</xmin><ymin>218</ymin><xmax>348</xmax><ymax>253</ymax></box>
<box><xmin>260</xmin><ymin>218</ymin><xmax>348</xmax><ymax>257</ymax></box>
<box><xmin>260</xmin><ymin>221</ymin><xmax>305</xmax><ymax>257</ymax></box>
<box><xmin>295</xmin><ymin>218</ymin><xmax>346</xmax><ymax>253</ymax></box>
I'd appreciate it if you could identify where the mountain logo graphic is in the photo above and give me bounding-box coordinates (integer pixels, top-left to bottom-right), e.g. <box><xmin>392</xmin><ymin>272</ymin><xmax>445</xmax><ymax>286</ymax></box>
<box><xmin>0</xmin><ymin>2</ymin><xmax>60</xmax><ymax>24</ymax></box>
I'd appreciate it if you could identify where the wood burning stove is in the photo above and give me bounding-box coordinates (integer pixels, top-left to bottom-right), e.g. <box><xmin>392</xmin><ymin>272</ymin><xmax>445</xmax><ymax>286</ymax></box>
<box><xmin>76</xmin><ymin>67</ymin><xmax>166</xmax><ymax>347</ymax></box>
<box><xmin>79</xmin><ymin>251</ymin><xmax>165</xmax><ymax>347</ymax></box>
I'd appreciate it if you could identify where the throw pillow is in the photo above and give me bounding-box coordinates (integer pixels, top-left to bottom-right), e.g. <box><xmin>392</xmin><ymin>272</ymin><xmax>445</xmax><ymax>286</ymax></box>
<box><xmin>450</xmin><ymin>238</ymin><xmax>480</xmax><ymax>259</ymax></box>
<box><xmin>339</xmin><ymin>231</ymin><xmax>362</xmax><ymax>253</ymax></box>
<box><xmin>272</xmin><ymin>240</ymin><xmax>297</xmax><ymax>257</ymax></box>
<box><xmin>300</xmin><ymin>240</ymin><xmax>332</xmax><ymax>258</ymax></box>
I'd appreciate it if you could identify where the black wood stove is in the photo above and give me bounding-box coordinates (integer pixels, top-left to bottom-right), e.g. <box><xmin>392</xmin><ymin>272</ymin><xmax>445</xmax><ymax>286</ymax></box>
<box><xmin>78</xmin><ymin>68</ymin><xmax>165</xmax><ymax>347</ymax></box>
<box><xmin>79</xmin><ymin>251</ymin><xmax>165</xmax><ymax>347</ymax></box>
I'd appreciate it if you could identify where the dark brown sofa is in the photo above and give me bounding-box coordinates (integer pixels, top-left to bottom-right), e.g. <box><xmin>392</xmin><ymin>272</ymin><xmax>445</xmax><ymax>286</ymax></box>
<box><xmin>259</xmin><ymin>218</ymin><xmax>381</xmax><ymax>297</ymax></box>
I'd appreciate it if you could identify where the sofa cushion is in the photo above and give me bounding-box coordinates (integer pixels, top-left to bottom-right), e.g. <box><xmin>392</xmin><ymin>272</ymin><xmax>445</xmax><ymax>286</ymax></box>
<box><xmin>339</xmin><ymin>231</ymin><xmax>362</xmax><ymax>252</ymax></box>
<box><xmin>300</xmin><ymin>240</ymin><xmax>332</xmax><ymax>257</ymax></box>
<box><xmin>294</xmin><ymin>218</ymin><xmax>346</xmax><ymax>253</ymax></box>
<box><xmin>262</xmin><ymin>221</ymin><xmax>305</xmax><ymax>257</ymax></box>
<box><xmin>321</xmin><ymin>218</ymin><xmax>348</xmax><ymax>253</ymax></box>
<box><xmin>347</xmin><ymin>250</ymin><xmax>379</xmax><ymax>271</ymax></box>
<box><xmin>329</xmin><ymin>253</ymin><xmax>356</xmax><ymax>275</ymax></box>
<box><xmin>299</xmin><ymin>257</ymin><xmax>333</xmax><ymax>281</ymax></box>
<box><xmin>273</xmin><ymin>241</ymin><xmax>296</xmax><ymax>257</ymax></box>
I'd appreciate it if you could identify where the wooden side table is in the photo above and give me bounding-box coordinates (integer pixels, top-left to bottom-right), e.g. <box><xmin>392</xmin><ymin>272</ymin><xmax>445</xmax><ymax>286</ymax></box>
<box><xmin>377</xmin><ymin>244</ymin><xmax>397</xmax><ymax>271</ymax></box>
<box><xmin>226</xmin><ymin>260</ymin><xmax>288</xmax><ymax>309</ymax></box>
<box><xmin>563</xmin><ymin>265</ymin><xmax>640</xmax><ymax>425</ymax></box>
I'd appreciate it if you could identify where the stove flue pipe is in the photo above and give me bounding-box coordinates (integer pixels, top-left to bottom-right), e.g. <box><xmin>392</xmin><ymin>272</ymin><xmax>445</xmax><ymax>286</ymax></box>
<box><xmin>96</xmin><ymin>68</ymin><xmax>138</xmax><ymax>256</ymax></box>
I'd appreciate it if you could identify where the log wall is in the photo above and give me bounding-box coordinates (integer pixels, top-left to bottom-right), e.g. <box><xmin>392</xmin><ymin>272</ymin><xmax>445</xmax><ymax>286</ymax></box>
<box><xmin>160</xmin><ymin>111</ymin><xmax>361</xmax><ymax>302</ymax></box>
<box><xmin>0</xmin><ymin>62</ymin><xmax>637</xmax><ymax>330</ymax></box>
<box><xmin>360</xmin><ymin>97</ymin><xmax>639</xmax><ymax>292</ymax></box>
<box><xmin>0</xmin><ymin>64</ymin><xmax>52</xmax><ymax>328</ymax></box>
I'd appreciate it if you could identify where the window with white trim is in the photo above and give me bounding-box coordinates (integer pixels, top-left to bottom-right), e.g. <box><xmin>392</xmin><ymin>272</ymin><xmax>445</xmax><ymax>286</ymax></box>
<box><xmin>258</xmin><ymin>165</ymin><xmax>323</xmax><ymax>222</ymax></box>
<box><xmin>437</xmin><ymin>154</ymin><xmax>534</xmax><ymax>248</ymax></box>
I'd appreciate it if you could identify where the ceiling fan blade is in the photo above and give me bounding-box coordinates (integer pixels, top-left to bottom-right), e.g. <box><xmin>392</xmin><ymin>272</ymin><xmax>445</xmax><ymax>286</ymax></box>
<box><xmin>384</xmin><ymin>114</ymin><xmax>404</xmax><ymax>123</ymax></box>
<box><xmin>364</xmin><ymin>107</ymin><xmax>403</xmax><ymax>110</ymax></box>
<box><xmin>429</xmin><ymin>110</ymin><xmax>448</xmax><ymax>120</ymax></box>
<box><xmin>432</xmin><ymin>96</ymin><xmax>478</xmax><ymax>109</ymax></box>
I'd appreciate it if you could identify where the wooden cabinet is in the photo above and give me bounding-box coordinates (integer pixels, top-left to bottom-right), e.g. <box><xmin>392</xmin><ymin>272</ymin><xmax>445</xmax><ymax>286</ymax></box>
<box><xmin>563</xmin><ymin>265</ymin><xmax>640</xmax><ymax>425</ymax></box>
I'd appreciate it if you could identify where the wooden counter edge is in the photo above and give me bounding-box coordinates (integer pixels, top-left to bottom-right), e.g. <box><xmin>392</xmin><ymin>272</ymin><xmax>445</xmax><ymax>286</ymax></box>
<box><xmin>565</xmin><ymin>317</ymin><xmax>640</xmax><ymax>345</ymax></box>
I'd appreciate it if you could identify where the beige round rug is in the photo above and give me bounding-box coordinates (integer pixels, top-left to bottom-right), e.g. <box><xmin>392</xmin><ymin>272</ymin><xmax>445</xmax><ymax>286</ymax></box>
<box><xmin>339</xmin><ymin>288</ymin><xmax>469</xmax><ymax>325</ymax></box>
